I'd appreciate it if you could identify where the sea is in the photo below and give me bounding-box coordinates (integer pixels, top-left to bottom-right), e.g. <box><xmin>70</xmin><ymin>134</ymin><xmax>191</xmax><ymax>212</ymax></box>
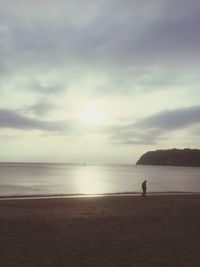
<box><xmin>0</xmin><ymin>163</ymin><xmax>200</xmax><ymax>197</ymax></box>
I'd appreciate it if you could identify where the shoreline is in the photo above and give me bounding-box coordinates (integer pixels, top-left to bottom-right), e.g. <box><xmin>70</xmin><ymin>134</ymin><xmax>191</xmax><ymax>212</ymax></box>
<box><xmin>0</xmin><ymin>191</ymin><xmax>200</xmax><ymax>201</ymax></box>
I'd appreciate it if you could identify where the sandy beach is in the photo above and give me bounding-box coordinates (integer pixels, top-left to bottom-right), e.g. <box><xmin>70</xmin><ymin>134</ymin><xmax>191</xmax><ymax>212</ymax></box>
<box><xmin>0</xmin><ymin>195</ymin><xmax>199</xmax><ymax>267</ymax></box>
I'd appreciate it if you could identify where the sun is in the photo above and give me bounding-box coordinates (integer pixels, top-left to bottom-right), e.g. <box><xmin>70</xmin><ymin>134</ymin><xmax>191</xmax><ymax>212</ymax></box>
<box><xmin>80</xmin><ymin>103</ymin><xmax>105</xmax><ymax>126</ymax></box>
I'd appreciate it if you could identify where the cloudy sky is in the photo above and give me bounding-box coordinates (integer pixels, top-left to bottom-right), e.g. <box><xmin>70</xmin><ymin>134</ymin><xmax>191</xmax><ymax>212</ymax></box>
<box><xmin>0</xmin><ymin>0</ymin><xmax>200</xmax><ymax>164</ymax></box>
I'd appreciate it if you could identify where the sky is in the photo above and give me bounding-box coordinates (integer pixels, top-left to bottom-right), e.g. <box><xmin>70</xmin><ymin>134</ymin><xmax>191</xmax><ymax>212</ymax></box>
<box><xmin>0</xmin><ymin>0</ymin><xmax>200</xmax><ymax>164</ymax></box>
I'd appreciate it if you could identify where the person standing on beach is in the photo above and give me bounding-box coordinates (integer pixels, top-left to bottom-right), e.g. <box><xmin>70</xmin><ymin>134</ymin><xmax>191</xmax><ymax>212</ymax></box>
<box><xmin>142</xmin><ymin>180</ymin><xmax>147</xmax><ymax>197</ymax></box>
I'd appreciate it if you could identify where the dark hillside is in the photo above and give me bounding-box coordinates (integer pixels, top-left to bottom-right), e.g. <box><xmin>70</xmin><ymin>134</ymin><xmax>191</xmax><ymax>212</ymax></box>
<box><xmin>136</xmin><ymin>149</ymin><xmax>200</xmax><ymax>167</ymax></box>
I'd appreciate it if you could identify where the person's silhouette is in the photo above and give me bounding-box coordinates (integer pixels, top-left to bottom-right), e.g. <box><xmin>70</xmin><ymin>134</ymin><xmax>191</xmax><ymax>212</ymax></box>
<box><xmin>142</xmin><ymin>180</ymin><xmax>147</xmax><ymax>197</ymax></box>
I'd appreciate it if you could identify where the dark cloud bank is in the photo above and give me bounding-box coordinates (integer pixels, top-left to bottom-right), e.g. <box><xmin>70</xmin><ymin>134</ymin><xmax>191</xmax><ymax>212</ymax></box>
<box><xmin>0</xmin><ymin>108</ymin><xmax>73</xmax><ymax>133</ymax></box>
<box><xmin>107</xmin><ymin>106</ymin><xmax>200</xmax><ymax>145</ymax></box>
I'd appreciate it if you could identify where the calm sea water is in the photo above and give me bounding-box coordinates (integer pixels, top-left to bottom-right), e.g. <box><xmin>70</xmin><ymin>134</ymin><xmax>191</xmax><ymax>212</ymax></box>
<box><xmin>0</xmin><ymin>163</ymin><xmax>200</xmax><ymax>197</ymax></box>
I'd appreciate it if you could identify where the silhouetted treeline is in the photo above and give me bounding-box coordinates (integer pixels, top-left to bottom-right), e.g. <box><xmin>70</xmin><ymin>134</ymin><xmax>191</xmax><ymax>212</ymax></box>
<box><xmin>136</xmin><ymin>149</ymin><xmax>200</xmax><ymax>167</ymax></box>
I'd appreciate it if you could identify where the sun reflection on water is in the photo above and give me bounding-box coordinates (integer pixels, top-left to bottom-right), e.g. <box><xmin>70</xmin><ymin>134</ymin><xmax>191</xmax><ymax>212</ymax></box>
<box><xmin>74</xmin><ymin>166</ymin><xmax>107</xmax><ymax>195</ymax></box>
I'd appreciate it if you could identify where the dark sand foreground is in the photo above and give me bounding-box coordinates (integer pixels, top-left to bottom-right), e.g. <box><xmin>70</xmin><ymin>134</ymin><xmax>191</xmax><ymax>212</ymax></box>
<box><xmin>0</xmin><ymin>195</ymin><xmax>200</xmax><ymax>267</ymax></box>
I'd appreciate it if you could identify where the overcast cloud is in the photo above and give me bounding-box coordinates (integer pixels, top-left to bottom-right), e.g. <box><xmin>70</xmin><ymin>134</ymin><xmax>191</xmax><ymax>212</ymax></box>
<box><xmin>0</xmin><ymin>0</ymin><xmax>200</xmax><ymax>163</ymax></box>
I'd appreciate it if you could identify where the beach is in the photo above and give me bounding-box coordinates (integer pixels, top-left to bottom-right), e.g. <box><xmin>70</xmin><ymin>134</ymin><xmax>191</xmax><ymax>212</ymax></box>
<box><xmin>0</xmin><ymin>195</ymin><xmax>199</xmax><ymax>267</ymax></box>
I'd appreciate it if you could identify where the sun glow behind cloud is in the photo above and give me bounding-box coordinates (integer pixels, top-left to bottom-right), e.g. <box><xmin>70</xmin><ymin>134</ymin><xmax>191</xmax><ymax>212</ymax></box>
<box><xmin>79</xmin><ymin>103</ymin><xmax>105</xmax><ymax>126</ymax></box>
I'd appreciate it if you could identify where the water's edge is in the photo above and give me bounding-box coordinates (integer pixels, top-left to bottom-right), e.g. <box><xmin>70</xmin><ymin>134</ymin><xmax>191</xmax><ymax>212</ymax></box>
<box><xmin>0</xmin><ymin>191</ymin><xmax>200</xmax><ymax>201</ymax></box>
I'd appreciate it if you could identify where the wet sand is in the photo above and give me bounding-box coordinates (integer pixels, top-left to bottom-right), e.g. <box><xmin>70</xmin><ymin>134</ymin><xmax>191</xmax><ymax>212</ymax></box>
<box><xmin>0</xmin><ymin>195</ymin><xmax>200</xmax><ymax>267</ymax></box>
